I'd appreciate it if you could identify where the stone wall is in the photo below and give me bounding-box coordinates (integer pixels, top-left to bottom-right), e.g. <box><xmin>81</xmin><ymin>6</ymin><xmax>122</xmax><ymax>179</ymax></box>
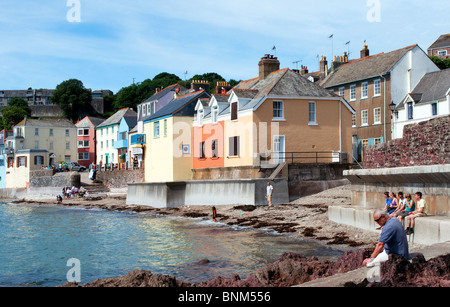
<box><xmin>97</xmin><ymin>169</ymin><xmax>144</xmax><ymax>188</ymax></box>
<box><xmin>364</xmin><ymin>115</ymin><xmax>450</xmax><ymax>169</ymax></box>
<box><xmin>30</xmin><ymin>171</ymin><xmax>80</xmax><ymax>188</ymax></box>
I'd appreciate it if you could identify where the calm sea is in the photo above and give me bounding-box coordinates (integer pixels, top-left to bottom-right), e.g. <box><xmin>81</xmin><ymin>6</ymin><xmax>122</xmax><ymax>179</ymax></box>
<box><xmin>0</xmin><ymin>202</ymin><xmax>343</xmax><ymax>287</ymax></box>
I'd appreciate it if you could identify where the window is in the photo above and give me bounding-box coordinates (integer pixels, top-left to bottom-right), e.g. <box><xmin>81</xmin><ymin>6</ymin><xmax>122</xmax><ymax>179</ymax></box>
<box><xmin>66</xmin><ymin>142</ymin><xmax>70</xmax><ymax>150</ymax></box>
<box><xmin>111</xmin><ymin>139</ymin><xmax>114</xmax><ymax>147</ymax></box>
<box><xmin>120</xmin><ymin>132</ymin><xmax>127</xmax><ymax>140</ymax></box>
<box><xmin>212</xmin><ymin>139</ymin><xmax>218</xmax><ymax>158</ymax></box>
<box><xmin>375</xmin><ymin>138</ymin><xmax>382</xmax><ymax>145</ymax></box>
<box><xmin>231</xmin><ymin>102</ymin><xmax>238</xmax><ymax>121</ymax></box>
<box><xmin>154</xmin><ymin>121</ymin><xmax>160</xmax><ymax>138</ymax></box>
<box><xmin>339</xmin><ymin>87</ymin><xmax>345</xmax><ymax>97</ymax></box>
<box><xmin>229</xmin><ymin>136</ymin><xmax>240</xmax><ymax>157</ymax></box>
<box><xmin>106</xmin><ymin>140</ymin><xmax>109</xmax><ymax>148</ymax></box>
<box><xmin>35</xmin><ymin>156</ymin><xmax>44</xmax><ymax>166</ymax></box>
<box><xmin>198</xmin><ymin>109</ymin><xmax>204</xmax><ymax>126</ymax></box>
<box><xmin>164</xmin><ymin>119</ymin><xmax>167</xmax><ymax>137</ymax></box>
<box><xmin>407</xmin><ymin>102</ymin><xmax>413</xmax><ymax>120</ymax></box>
<box><xmin>350</xmin><ymin>85</ymin><xmax>356</xmax><ymax>101</ymax></box>
<box><xmin>35</xmin><ymin>141</ymin><xmax>39</xmax><ymax>149</ymax></box>
<box><xmin>211</xmin><ymin>106</ymin><xmax>218</xmax><ymax>123</ymax></box>
<box><xmin>78</xmin><ymin>128</ymin><xmax>89</xmax><ymax>136</ymax></box>
<box><xmin>50</xmin><ymin>142</ymin><xmax>54</xmax><ymax>150</ymax></box>
<box><xmin>361</xmin><ymin>110</ymin><xmax>369</xmax><ymax>126</ymax></box>
<box><xmin>65</xmin><ymin>156</ymin><xmax>71</xmax><ymax>163</ymax></box>
<box><xmin>438</xmin><ymin>50</ymin><xmax>447</xmax><ymax>57</ymax></box>
<box><xmin>361</xmin><ymin>82</ymin><xmax>368</xmax><ymax>99</ymax></box>
<box><xmin>35</xmin><ymin>128</ymin><xmax>39</xmax><ymax>136</ymax></box>
<box><xmin>308</xmin><ymin>101</ymin><xmax>317</xmax><ymax>124</ymax></box>
<box><xmin>199</xmin><ymin>142</ymin><xmax>206</xmax><ymax>159</ymax></box>
<box><xmin>78</xmin><ymin>153</ymin><xmax>90</xmax><ymax>160</ymax></box>
<box><xmin>8</xmin><ymin>157</ymin><xmax>14</xmax><ymax>168</ymax></box>
<box><xmin>18</xmin><ymin>156</ymin><xmax>26</xmax><ymax>167</ymax></box>
<box><xmin>66</xmin><ymin>129</ymin><xmax>70</xmax><ymax>137</ymax></box>
<box><xmin>49</xmin><ymin>129</ymin><xmax>54</xmax><ymax>136</ymax></box>
<box><xmin>374</xmin><ymin>79</ymin><xmax>381</xmax><ymax>96</ymax></box>
<box><xmin>373</xmin><ymin>108</ymin><xmax>381</xmax><ymax>124</ymax></box>
<box><xmin>78</xmin><ymin>140</ymin><xmax>89</xmax><ymax>148</ymax></box>
<box><xmin>352</xmin><ymin>114</ymin><xmax>356</xmax><ymax>127</ymax></box>
<box><xmin>273</xmin><ymin>101</ymin><xmax>284</xmax><ymax>119</ymax></box>
<box><xmin>362</xmin><ymin>139</ymin><xmax>369</xmax><ymax>148</ymax></box>
<box><xmin>101</xmin><ymin>141</ymin><xmax>103</xmax><ymax>149</ymax></box>
<box><xmin>431</xmin><ymin>103</ymin><xmax>438</xmax><ymax>116</ymax></box>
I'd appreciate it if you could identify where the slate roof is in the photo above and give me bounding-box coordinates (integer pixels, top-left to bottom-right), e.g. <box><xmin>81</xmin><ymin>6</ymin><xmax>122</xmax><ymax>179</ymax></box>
<box><xmin>398</xmin><ymin>68</ymin><xmax>450</xmax><ymax>108</ymax></box>
<box><xmin>76</xmin><ymin>116</ymin><xmax>105</xmax><ymax>128</ymax></box>
<box><xmin>142</xmin><ymin>84</ymin><xmax>187</xmax><ymax>103</ymax></box>
<box><xmin>321</xmin><ymin>45</ymin><xmax>418</xmax><ymax>88</ymax></box>
<box><xmin>96</xmin><ymin>108</ymin><xmax>137</xmax><ymax>129</ymax></box>
<box><xmin>428</xmin><ymin>34</ymin><xmax>450</xmax><ymax>50</ymax></box>
<box><xmin>146</xmin><ymin>90</ymin><xmax>211</xmax><ymax>122</ymax></box>
<box><xmin>15</xmin><ymin>117</ymin><xmax>76</xmax><ymax>128</ymax></box>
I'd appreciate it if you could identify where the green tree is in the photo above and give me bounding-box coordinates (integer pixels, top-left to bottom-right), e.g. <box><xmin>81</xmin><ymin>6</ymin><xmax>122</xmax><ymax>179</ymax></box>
<box><xmin>2</xmin><ymin>106</ymin><xmax>29</xmax><ymax>130</ymax></box>
<box><xmin>51</xmin><ymin>79</ymin><xmax>92</xmax><ymax>122</ymax></box>
<box><xmin>430</xmin><ymin>56</ymin><xmax>450</xmax><ymax>70</ymax></box>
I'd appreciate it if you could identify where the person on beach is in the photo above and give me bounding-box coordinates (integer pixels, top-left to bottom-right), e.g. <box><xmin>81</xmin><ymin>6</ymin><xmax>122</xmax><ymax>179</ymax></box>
<box><xmin>391</xmin><ymin>192</ymin><xmax>405</xmax><ymax>217</ymax></box>
<box><xmin>405</xmin><ymin>192</ymin><xmax>428</xmax><ymax>235</ymax></box>
<box><xmin>56</xmin><ymin>195</ymin><xmax>63</xmax><ymax>203</ymax></box>
<box><xmin>383</xmin><ymin>192</ymin><xmax>398</xmax><ymax>215</ymax></box>
<box><xmin>266</xmin><ymin>182</ymin><xmax>274</xmax><ymax>207</ymax></box>
<box><xmin>212</xmin><ymin>206</ymin><xmax>217</xmax><ymax>222</ymax></box>
<box><xmin>363</xmin><ymin>209</ymin><xmax>409</xmax><ymax>267</ymax></box>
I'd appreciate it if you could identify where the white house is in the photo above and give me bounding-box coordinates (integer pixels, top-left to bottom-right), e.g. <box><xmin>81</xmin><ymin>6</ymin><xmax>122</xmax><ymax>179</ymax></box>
<box><xmin>394</xmin><ymin>68</ymin><xmax>450</xmax><ymax>139</ymax></box>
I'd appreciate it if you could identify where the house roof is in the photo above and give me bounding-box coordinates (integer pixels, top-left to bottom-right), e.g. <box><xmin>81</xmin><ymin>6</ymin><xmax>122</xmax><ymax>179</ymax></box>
<box><xmin>428</xmin><ymin>34</ymin><xmax>450</xmax><ymax>50</ymax></box>
<box><xmin>232</xmin><ymin>68</ymin><xmax>337</xmax><ymax>111</ymax></box>
<box><xmin>15</xmin><ymin>117</ymin><xmax>76</xmax><ymax>128</ymax></box>
<box><xmin>96</xmin><ymin>108</ymin><xmax>137</xmax><ymax>129</ymax></box>
<box><xmin>146</xmin><ymin>90</ymin><xmax>210</xmax><ymax>122</ymax></box>
<box><xmin>142</xmin><ymin>84</ymin><xmax>187</xmax><ymax>103</ymax></box>
<box><xmin>76</xmin><ymin>116</ymin><xmax>105</xmax><ymax>128</ymax></box>
<box><xmin>398</xmin><ymin>68</ymin><xmax>450</xmax><ymax>108</ymax></box>
<box><xmin>321</xmin><ymin>45</ymin><xmax>418</xmax><ymax>88</ymax></box>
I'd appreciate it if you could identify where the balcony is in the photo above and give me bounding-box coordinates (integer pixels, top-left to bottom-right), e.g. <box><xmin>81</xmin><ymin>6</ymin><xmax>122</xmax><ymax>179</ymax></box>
<box><xmin>130</xmin><ymin>134</ymin><xmax>146</xmax><ymax>145</ymax></box>
<box><xmin>114</xmin><ymin>139</ymin><xmax>128</xmax><ymax>150</ymax></box>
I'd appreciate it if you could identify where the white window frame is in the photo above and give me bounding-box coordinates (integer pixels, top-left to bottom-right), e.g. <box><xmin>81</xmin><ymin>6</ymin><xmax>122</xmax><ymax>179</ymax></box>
<box><xmin>273</xmin><ymin>100</ymin><xmax>284</xmax><ymax>120</ymax></box>
<box><xmin>339</xmin><ymin>87</ymin><xmax>345</xmax><ymax>97</ymax></box>
<box><xmin>361</xmin><ymin>110</ymin><xmax>369</xmax><ymax>126</ymax></box>
<box><xmin>78</xmin><ymin>140</ymin><xmax>89</xmax><ymax>148</ymax></box>
<box><xmin>350</xmin><ymin>85</ymin><xmax>356</xmax><ymax>101</ymax></box>
<box><xmin>211</xmin><ymin>105</ymin><xmax>219</xmax><ymax>124</ymax></box>
<box><xmin>438</xmin><ymin>50</ymin><xmax>447</xmax><ymax>57</ymax></box>
<box><xmin>198</xmin><ymin>109</ymin><xmax>204</xmax><ymax>126</ymax></box>
<box><xmin>361</xmin><ymin>82</ymin><xmax>368</xmax><ymax>99</ymax></box>
<box><xmin>373</xmin><ymin>107</ymin><xmax>381</xmax><ymax>125</ymax></box>
<box><xmin>154</xmin><ymin>121</ymin><xmax>160</xmax><ymax>138</ymax></box>
<box><xmin>374</xmin><ymin>79</ymin><xmax>381</xmax><ymax>96</ymax></box>
<box><xmin>308</xmin><ymin>101</ymin><xmax>317</xmax><ymax>125</ymax></box>
<box><xmin>352</xmin><ymin>114</ymin><xmax>356</xmax><ymax>128</ymax></box>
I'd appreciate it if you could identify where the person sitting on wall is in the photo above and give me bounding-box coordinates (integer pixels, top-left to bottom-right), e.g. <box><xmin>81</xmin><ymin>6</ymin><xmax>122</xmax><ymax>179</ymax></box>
<box><xmin>363</xmin><ymin>209</ymin><xmax>409</xmax><ymax>267</ymax></box>
<box><xmin>405</xmin><ymin>192</ymin><xmax>428</xmax><ymax>235</ymax></box>
<box><xmin>391</xmin><ymin>192</ymin><xmax>406</xmax><ymax>217</ymax></box>
<box><xmin>395</xmin><ymin>193</ymin><xmax>415</xmax><ymax>223</ymax></box>
<box><xmin>383</xmin><ymin>192</ymin><xmax>398</xmax><ymax>215</ymax></box>
<box><xmin>56</xmin><ymin>195</ymin><xmax>63</xmax><ymax>203</ymax></box>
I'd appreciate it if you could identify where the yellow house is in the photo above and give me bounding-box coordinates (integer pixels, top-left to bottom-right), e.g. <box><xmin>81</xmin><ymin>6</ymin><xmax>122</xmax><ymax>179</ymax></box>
<box><xmin>197</xmin><ymin>55</ymin><xmax>355</xmax><ymax>169</ymax></box>
<box><xmin>144</xmin><ymin>90</ymin><xmax>210</xmax><ymax>183</ymax></box>
<box><xmin>7</xmin><ymin>118</ymin><xmax>77</xmax><ymax>166</ymax></box>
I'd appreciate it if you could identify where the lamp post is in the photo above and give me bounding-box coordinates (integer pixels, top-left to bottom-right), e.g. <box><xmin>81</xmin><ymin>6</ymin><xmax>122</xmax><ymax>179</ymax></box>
<box><xmin>389</xmin><ymin>101</ymin><xmax>397</xmax><ymax>139</ymax></box>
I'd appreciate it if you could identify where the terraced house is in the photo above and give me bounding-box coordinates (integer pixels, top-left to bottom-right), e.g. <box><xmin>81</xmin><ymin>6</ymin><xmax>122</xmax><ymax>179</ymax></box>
<box><xmin>192</xmin><ymin>55</ymin><xmax>355</xmax><ymax>179</ymax></box>
<box><xmin>321</xmin><ymin>44</ymin><xmax>439</xmax><ymax>161</ymax></box>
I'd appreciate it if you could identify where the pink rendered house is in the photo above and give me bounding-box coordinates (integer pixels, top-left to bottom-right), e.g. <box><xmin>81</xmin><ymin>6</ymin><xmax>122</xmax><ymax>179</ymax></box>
<box><xmin>75</xmin><ymin>116</ymin><xmax>105</xmax><ymax>168</ymax></box>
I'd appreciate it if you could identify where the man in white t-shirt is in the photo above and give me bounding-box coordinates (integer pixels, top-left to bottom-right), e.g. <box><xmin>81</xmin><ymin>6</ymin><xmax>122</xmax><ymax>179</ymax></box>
<box><xmin>266</xmin><ymin>182</ymin><xmax>274</xmax><ymax>207</ymax></box>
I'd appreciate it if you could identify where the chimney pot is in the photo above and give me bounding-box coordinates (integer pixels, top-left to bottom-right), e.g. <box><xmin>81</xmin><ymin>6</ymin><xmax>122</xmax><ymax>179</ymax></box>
<box><xmin>258</xmin><ymin>54</ymin><xmax>280</xmax><ymax>80</ymax></box>
<box><xmin>360</xmin><ymin>44</ymin><xmax>370</xmax><ymax>58</ymax></box>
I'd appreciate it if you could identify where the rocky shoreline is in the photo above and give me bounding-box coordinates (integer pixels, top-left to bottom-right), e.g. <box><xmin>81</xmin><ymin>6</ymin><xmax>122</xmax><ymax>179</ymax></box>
<box><xmin>9</xmin><ymin>185</ymin><xmax>449</xmax><ymax>287</ymax></box>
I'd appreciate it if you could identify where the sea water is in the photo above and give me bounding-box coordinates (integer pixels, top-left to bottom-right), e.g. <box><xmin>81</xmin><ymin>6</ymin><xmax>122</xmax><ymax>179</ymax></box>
<box><xmin>0</xmin><ymin>202</ymin><xmax>343</xmax><ymax>287</ymax></box>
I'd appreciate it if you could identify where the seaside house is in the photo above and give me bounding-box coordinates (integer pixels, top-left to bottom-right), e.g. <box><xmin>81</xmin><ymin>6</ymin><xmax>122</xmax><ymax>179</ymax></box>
<box><xmin>192</xmin><ymin>55</ymin><xmax>355</xmax><ymax>178</ymax></box>
<box><xmin>0</xmin><ymin>145</ymin><xmax>6</xmax><ymax>188</ymax></box>
<box><xmin>144</xmin><ymin>90</ymin><xmax>210</xmax><ymax>183</ymax></box>
<box><xmin>95</xmin><ymin>108</ymin><xmax>137</xmax><ymax>167</ymax></box>
<box><xmin>428</xmin><ymin>34</ymin><xmax>450</xmax><ymax>59</ymax></box>
<box><xmin>4</xmin><ymin>149</ymin><xmax>49</xmax><ymax>189</ymax></box>
<box><xmin>115</xmin><ymin>115</ymin><xmax>137</xmax><ymax>167</ymax></box>
<box><xmin>320</xmin><ymin>44</ymin><xmax>439</xmax><ymax>161</ymax></box>
<box><xmin>76</xmin><ymin>116</ymin><xmax>105</xmax><ymax>168</ymax></box>
<box><xmin>6</xmin><ymin>117</ymin><xmax>77</xmax><ymax>166</ymax></box>
<box><xmin>394</xmin><ymin>68</ymin><xmax>450</xmax><ymax>139</ymax></box>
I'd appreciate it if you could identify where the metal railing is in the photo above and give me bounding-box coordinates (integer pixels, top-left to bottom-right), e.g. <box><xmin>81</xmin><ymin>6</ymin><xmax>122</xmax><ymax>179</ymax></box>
<box><xmin>270</xmin><ymin>152</ymin><xmax>348</xmax><ymax>164</ymax></box>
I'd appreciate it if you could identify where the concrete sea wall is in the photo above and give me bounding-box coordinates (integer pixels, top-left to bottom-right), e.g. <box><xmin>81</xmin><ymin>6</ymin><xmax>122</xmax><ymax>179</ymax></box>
<box><xmin>127</xmin><ymin>178</ymin><xmax>289</xmax><ymax>208</ymax></box>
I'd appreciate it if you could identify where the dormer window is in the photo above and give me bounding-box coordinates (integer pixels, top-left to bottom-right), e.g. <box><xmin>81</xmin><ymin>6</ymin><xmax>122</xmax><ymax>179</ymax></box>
<box><xmin>231</xmin><ymin>102</ymin><xmax>238</xmax><ymax>121</ymax></box>
<box><xmin>211</xmin><ymin>105</ymin><xmax>219</xmax><ymax>123</ymax></box>
<box><xmin>198</xmin><ymin>109</ymin><xmax>204</xmax><ymax>126</ymax></box>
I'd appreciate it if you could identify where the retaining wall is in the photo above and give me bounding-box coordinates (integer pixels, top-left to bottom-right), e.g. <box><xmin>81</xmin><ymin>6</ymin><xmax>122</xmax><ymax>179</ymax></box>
<box><xmin>127</xmin><ymin>178</ymin><xmax>289</xmax><ymax>208</ymax></box>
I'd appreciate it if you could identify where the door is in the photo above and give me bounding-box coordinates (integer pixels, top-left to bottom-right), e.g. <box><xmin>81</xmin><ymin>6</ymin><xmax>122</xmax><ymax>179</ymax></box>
<box><xmin>273</xmin><ymin>135</ymin><xmax>285</xmax><ymax>164</ymax></box>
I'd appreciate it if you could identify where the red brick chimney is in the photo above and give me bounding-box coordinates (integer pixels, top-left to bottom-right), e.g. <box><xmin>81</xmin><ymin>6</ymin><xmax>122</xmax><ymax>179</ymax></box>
<box><xmin>258</xmin><ymin>54</ymin><xmax>280</xmax><ymax>80</ymax></box>
<box><xmin>361</xmin><ymin>45</ymin><xmax>370</xmax><ymax>58</ymax></box>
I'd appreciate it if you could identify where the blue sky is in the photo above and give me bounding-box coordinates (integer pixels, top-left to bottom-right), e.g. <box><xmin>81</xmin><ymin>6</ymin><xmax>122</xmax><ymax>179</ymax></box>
<box><xmin>1</xmin><ymin>0</ymin><xmax>449</xmax><ymax>94</ymax></box>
